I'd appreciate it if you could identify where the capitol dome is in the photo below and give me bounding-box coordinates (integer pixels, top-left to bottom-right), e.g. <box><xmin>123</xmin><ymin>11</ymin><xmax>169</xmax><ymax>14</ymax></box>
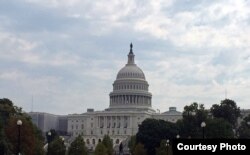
<box><xmin>116</xmin><ymin>64</ymin><xmax>145</xmax><ymax>80</ymax></box>
<box><xmin>108</xmin><ymin>43</ymin><xmax>154</xmax><ymax>112</ymax></box>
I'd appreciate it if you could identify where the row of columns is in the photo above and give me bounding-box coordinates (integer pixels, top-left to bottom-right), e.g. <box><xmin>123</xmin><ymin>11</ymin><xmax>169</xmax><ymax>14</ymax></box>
<box><xmin>113</xmin><ymin>84</ymin><xmax>148</xmax><ymax>91</ymax></box>
<box><xmin>110</xmin><ymin>95</ymin><xmax>151</xmax><ymax>105</ymax></box>
<box><xmin>98</xmin><ymin>116</ymin><xmax>130</xmax><ymax>128</ymax></box>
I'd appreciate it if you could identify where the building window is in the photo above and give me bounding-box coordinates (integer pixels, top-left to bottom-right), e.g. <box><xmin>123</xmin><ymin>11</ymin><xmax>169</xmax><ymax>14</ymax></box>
<box><xmin>124</xmin><ymin>130</ymin><xmax>126</xmax><ymax>135</ymax></box>
<box><xmin>91</xmin><ymin>130</ymin><xmax>93</xmax><ymax>135</ymax></box>
<box><xmin>76</xmin><ymin>125</ymin><xmax>78</xmax><ymax>129</ymax></box>
<box><xmin>116</xmin><ymin>139</ymin><xmax>119</xmax><ymax>144</ymax></box>
<box><xmin>86</xmin><ymin>139</ymin><xmax>90</xmax><ymax>144</ymax></box>
<box><xmin>92</xmin><ymin>139</ymin><xmax>95</xmax><ymax>145</ymax></box>
<box><xmin>101</xmin><ymin>130</ymin><xmax>103</xmax><ymax>135</ymax></box>
<box><xmin>81</xmin><ymin>124</ymin><xmax>84</xmax><ymax>129</ymax></box>
<box><xmin>91</xmin><ymin>123</ymin><xmax>93</xmax><ymax>128</ymax></box>
<box><xmin>72</xmin><ymin>125</ymin><xmax>74</xmax><ymax>130</ymax></box>
<box><xmin>117</xmin><ymin>130</ymin><xmax>119</xmax><ymax>135</ymax></box>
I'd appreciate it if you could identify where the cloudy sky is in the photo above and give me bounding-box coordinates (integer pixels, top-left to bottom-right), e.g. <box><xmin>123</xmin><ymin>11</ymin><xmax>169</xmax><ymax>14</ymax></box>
<box><xmin>1</xmin><ymin>0</ymin><xmax>250</xmax><ymax>115</ymax></box>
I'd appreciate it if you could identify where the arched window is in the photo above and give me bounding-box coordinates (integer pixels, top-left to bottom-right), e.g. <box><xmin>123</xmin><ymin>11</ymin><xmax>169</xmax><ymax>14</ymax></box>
<box><xmin>92</xmin><ymin>139</ymin><xmax>95</xmax><ymax>145</ymax></box>
<box><xmin>86</xmin><ymin>139</ymin><xmax>90</xmax><ymax>144</ymax></box>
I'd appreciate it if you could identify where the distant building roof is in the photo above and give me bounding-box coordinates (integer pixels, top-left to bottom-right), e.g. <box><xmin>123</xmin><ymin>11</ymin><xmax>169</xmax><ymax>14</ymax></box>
<box><xmin>162</xmin><ymin>107</ymin><xmax>182</xmax><ymax>115</ymax></box>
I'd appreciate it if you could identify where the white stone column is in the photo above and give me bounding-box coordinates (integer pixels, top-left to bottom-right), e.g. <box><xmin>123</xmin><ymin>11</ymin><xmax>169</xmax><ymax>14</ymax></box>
<box><xmin>98</xmin><ymin>116</ymin><xmax>99</xmax><ymax>127</ymax></box>
<box><xmin>104</xmin><ymin>116</ymin><xmax>107</xmax><ymax>128</ymax></box>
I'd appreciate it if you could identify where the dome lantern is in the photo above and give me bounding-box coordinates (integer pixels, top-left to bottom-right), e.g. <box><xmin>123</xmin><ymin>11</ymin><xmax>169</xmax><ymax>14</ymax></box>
<box><xmin>127</xmin><ymin>43</ymin><xmax>135</xmax><ymax>65</ymax></box>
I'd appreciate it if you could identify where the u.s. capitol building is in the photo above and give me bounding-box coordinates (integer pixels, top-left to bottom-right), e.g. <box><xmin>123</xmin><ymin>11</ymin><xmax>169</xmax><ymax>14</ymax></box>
<box><xmin>28</xmin><ymin>44</ymin><xmax>250</xmax><ymax>150</ymax></box>
<box><xmin>66</xmin><ymin>44</ymin><xmax>182</xmax><ymax>148</ymax></box>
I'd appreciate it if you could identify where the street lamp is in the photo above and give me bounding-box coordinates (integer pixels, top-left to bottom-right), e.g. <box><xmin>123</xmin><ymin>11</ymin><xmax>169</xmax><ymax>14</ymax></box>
<box><xmin>176</xmin><ymin>134</ymin><xmax>180</xmax><ymax>139</ymax></box>
<box><xmin>247</xmin><ymin>121</ymin><xmax>250</xmax><ymax>126</ymax></box>
<box><xmin>166</xmin><ymin>139</ymin><xmax>169</xmax><ymax>155</ymax></box>
<box><xmin>17</xmin><ymin>119</ymin><xmax>22</xmax><ymax>155</ymax></box>
<box><xmin>201</xmin><ymin>121</ymin><xmax>206</xmax><ymax>140</ymax></box>
<box><xmin>47</xmin><ymin>131</ymin><xmax>51</xmax><ymax>155</ymax></box>
<box><xmin>61</xmin><ymin>137</ymin><xmax>65</xmax><ymax>145</ymax></box>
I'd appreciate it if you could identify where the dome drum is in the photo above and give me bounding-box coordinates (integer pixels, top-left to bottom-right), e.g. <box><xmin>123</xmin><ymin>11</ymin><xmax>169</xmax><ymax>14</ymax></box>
<box><xmin>110</xmin><ymin>91</ymin><xmax>152</xmax><ymax>96</ymax></box>
<box><xmin>109</xmin><ymin>94</ymin><xmax>152</xmax><ymax>107</ymax></box>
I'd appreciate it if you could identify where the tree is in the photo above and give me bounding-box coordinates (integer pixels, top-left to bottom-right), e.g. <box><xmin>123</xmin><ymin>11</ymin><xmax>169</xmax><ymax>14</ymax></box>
<box><xmin>179</xmin><ymin>103</ymin><xmax>209</xmax><ymax>138</ymax></box>
<box><xmin>155</xmin><ymin>140</ymin><xmax>167</xmax><ymax>155</ymax></box>
<box><xmin>5</xmin><ymin>116</ymin><xmax>45</xmax><ymax>155</ymax></box>
<box><xmin>102</xmin><ymin>135</ymin><xmax>113</xmax><ymax>155</ymax></box>
<box><xmin>1</xmin><ymin>98</ymin><xmax>44</xmax><ymax>155</ymax></box>
<box><xmin>0</xmin><ymin>98</ymin><xmax>16</xmax><ymax>124</ymax></box>
<box><xmin>47</xmin><ymin>137</ymin><xmax>66</xmax><ymax>155</ymax></box>
<box><xmin>205</xmin><ymin>118</ymin><xmax>234</xmax><ymax>138</ymax></box>
<box><xmin>128</xmin><ymin>135</ymin><xmax>136</xmax><ymax>154</ymax></box>
<box><xmin>133</xmin><ymin>143</ymin><xmax>147</xmax><ymax>155</ymax></box>
<box><xmin>211</xmin><ymin>99</ymin><xmax>241</xmax><ymax>128</ymax></box>
<box><xmin>68</xmin><ymin>135</ymin><xmax>87</xmax><ymax>155</ymax></box>
<box><xmin>136</xmin><ymin>119</ymin><xmax>178</xmax><ymax>155</ymax></box>
<box><xmin>238</xmin><ymin>114</ymin><xmax>250</xmax><ymax>138</ymax></box>
<box><xmin>94</xmin><ymin>142</ymin><xmax>108</xmax><ymax>155</ymax></box>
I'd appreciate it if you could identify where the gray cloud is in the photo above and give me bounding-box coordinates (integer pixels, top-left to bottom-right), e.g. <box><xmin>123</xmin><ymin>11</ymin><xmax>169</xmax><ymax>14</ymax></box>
<box><xmin>0</xmin><ymin>0</ymin><xmax>250</xmax><ymax>114</ymax></box>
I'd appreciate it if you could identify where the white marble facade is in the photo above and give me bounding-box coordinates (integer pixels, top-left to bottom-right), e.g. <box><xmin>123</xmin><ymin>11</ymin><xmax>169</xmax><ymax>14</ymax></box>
<box><xmin>67</xmin><ymin>44</ymin><xmax>182</xmax><ymax>149</ymax></box>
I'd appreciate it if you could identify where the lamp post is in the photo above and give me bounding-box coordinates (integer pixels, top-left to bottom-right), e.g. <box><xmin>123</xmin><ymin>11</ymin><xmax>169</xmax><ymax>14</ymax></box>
<box><xmin>201</xmin><ymin>121</ymin><xmax>206</xmax><ymax>140</ymax></box>
<box><xmin>17</xmin><ymin>120</ymin><xmax>22</xmax><ymax>155</ymax></box>
<box><xmin>47</xmin><ymin>131</ymin><xmax>51</xmax><ymax>155</ymax></box>
<box><xmin>166</xmin><ymin>139</ymin><xmax>169</xmax><ymax>155</ymax></box>
<box><xmin>176</xmin><ymin>134</ymin><xmax>180</xmax><ymax>139</ymax></box>
<box><xmin>247</xmin><ymin>121</ymin><xmax>250</xmax><ymax>126</ymax></box>
<box><xmin>60</xmin><ymin>137</ymin><xmax>65</xmax><ymax>154</ymax></box>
